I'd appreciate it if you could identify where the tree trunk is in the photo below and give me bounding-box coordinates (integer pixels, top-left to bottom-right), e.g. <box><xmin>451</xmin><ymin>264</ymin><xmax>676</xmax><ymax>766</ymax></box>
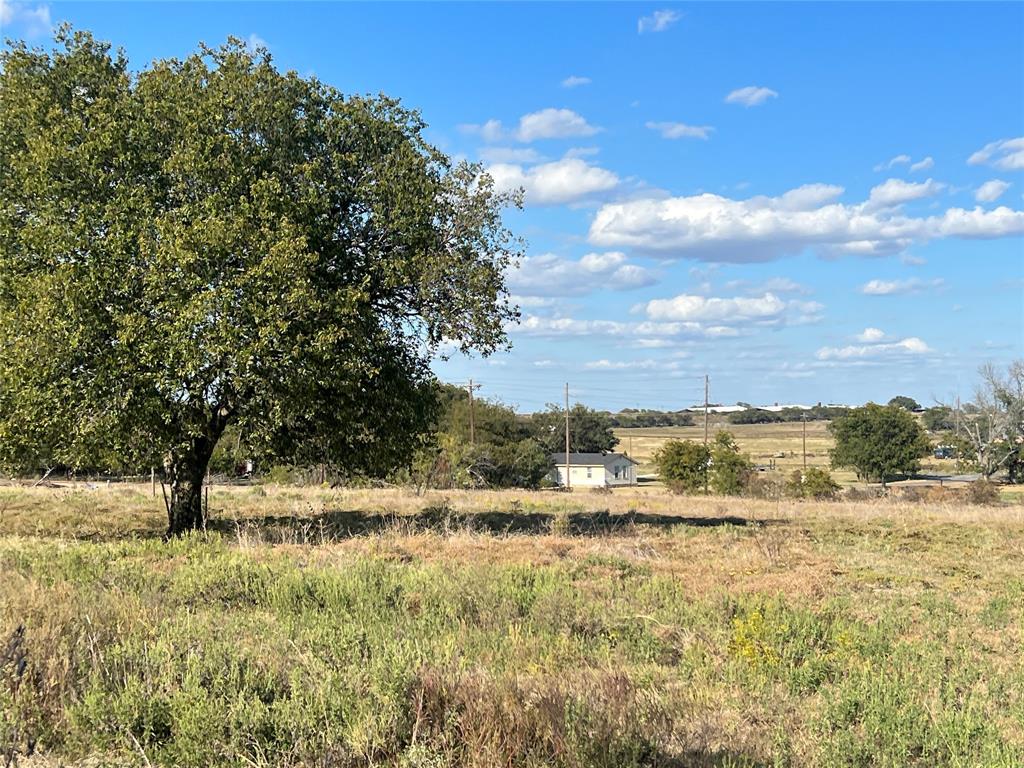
<box><xmin>164</xmin><ymin>438</ymin><xmax>215</xmax><ymax>537</ymax></box>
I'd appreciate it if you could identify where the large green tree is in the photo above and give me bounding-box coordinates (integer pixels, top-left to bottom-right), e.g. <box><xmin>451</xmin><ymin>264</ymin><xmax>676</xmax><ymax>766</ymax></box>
<box><xmin>0</xmin><ymin>31</ymin><xmax>520</xmax><ymax>534</ymax></box>
<box><xmin>530</xmin><ymin>403</ymin><xmax>618</xmax><ymax>455</ymax></box>
<box><xmin>829</xmin><ymin>404</ymin><xmax>931</xmax><ymax>485</ymax></box>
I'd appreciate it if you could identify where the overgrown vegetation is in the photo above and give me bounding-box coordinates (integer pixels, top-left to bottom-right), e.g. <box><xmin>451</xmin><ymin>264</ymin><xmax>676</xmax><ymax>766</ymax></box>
<box><xmin>1</xmin><ymin>485</ymin><xmax>1022</xmax><ymax>766</ymax></box>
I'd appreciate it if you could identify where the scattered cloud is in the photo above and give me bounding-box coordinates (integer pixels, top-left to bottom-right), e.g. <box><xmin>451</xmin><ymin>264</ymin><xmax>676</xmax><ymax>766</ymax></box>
<box><xmin>725</xmin><ymin>86</ymin><xmax>778</xmax><ymax>107</ymax></box>
<box><xmin>968</xmin><ymin>137</ymin><xmax>1024</xmax><ymax>171</ymax></box>
<box><xmin>513</xmin><ymin>315</ymin><xmax>740</xmax><ymax>340</ymax></box>
<box><xmin>641</xmin><ymin>292</ymin><xmax>823</xmax><ymax>327</ymax></box>
<box><xmin>866</xmin><ymin>178</ymin><xmax>945</xmax><ymax>209</ymax></box>
<box><xmin>462</xmin><ymin>108</ymin><xmax>600</xmax><ymax>144</ymax></box>
<box><xmin>561</xmin><ymin>75</ymin><xmax>591</xmax><ymax>88</ymax></box>
<box><xmin>976</xmin><ymin>179</ymin><xmax>1011</xmax><ymax>203</ymax></box>
<box><xmin>646</xmin><ymin>121</ymin><xmax>714</xmax><ymax>140</ymax></box>
<box><xmin>817</xmin><ymin>337</ymin><xmax>931</xmax><ymax>361</ymax></box>
<box><xmin>873</xmin><ymin>154</ymin><xmax>933</xmax><ymax>173</ymax></box>
<box><xmin>910</xmin><ymin>156</ymin><xmax>934</xmax><ymax>173</ymax></box>
<box><xmin>638</xmin><ymin>9</ymin><xmax>681</xmax><ymax>34</ymax></box>
<box><xmin>860</xmin><ymin>277</ymin><xmax>945</xmax><ymax>295</ymax></box>
<box><xmin>588</xmin><ymin>182</ymin><xmax>1024</xmax><ymax>262</ymax></box>
<box><xmin>0</xmin><ymin>0</ymin><xmax>51</xmax><ymax>36</ymax></box>
<box><xmin>855</xmin><ymin>327</ymin><xmax>886</xmax><ymax>342</ymax></box>
<box><xmin>507</xmin><ymin>251</ymin><xmax>657</xmax><ymax>297</ymax></box>
<box><xmin>246</xmin><ymin>33</ymin><xmax>269</xmax><ymax>51</ymax></box>
<box><xmin>487</xmin><ymin>157</ymin><xmax>619</xmax><ymax>205</ymax></box>
<box><xmin>873</xmin><ymin>154</ymin><xmax>912</xmax><ymax>172</ymax></box>
<box><xmin>584</xmin><ymin>358</ymin><xmax>680</xmax><ymax>371</ymax></box>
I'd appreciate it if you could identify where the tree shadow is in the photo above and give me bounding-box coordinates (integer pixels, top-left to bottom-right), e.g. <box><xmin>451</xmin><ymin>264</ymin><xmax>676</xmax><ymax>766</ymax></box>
<box><xmin>208</xmin><ymin>505</ymin><xmax>762</xmax><ymax>541</ymax></box>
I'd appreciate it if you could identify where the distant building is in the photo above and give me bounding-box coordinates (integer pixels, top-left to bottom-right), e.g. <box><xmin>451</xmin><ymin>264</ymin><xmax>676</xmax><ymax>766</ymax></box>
<box><xmin>549</xmin><ymin>452</ymin><xmax>639</xmax><ymax>487</ymax></box>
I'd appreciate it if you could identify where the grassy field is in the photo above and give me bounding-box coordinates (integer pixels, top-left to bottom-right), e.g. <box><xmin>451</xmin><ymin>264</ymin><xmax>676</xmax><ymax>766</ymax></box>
<box><xmin>2</xmin><ymin>483</ymin><xmax>1023</xmax><ymax>767</ymax></box>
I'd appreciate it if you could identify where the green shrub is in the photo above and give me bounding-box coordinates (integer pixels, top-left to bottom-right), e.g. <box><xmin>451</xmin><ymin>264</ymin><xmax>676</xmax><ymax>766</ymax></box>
<box><xmin>654</xmin><ymin>440</ymin><xmax>710</xmax><ymax>494</ymax></box>
<box><xmin>786</xmin><ymin>468</ymin><xmax>841</xmax><ymax>500</ymax></box>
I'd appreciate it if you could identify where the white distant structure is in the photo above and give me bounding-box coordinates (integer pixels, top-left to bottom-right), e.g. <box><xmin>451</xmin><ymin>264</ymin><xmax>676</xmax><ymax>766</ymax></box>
<box><xmin>683</xmin><ymin>403</ymin><xmax>849</xmax><ymax>414</ymax></box>
<box><xmin>549</xmin><ymin>452</ymin><xmax>639</xmax><ymax>487</ymax></box>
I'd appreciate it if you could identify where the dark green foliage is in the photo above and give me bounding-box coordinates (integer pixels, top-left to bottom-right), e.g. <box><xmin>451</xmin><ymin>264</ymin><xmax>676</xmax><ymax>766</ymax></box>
<box><xmin>654</xmin><ymin>440</ymin><xmax>710</xmax><ymax>494</ymax></box>
<box><xmin>887</xmin><ymin>396</ymin><xmax>921</xmax><ymax>412</ymax></box>
<box><xmin>709</xmin><ymin>431</ymin><xmax>752</xmax><ymax>496</ymax></box>
<box><xmin>829</xmin><ymin>404</ymin><xmax>931</xmax><ymax>484</ymax></box>
<box><xmin>411</xmin><ymin>385</ymin><xmax>551</xmax><ymax>489</ymax></box>
<box><xmin>922</xmin><ymin>406</ymin><xmax>955</xmax><ymax>433</ymax></box>
<box><xmin>530</xmin><ymin>404</ymin><xmax>618</xmax><ymax>454</ymax></box>
<box><xmin>729</xmin><ymin>405</ymin><xmax>851</xmax><ymax>425</ymax></box>
<box><xmin>609</xmin><ymin>409</ymin><xmax>694</xmax><ymax>428</ymax></box>
<box><xmin>0</xmin><ymin>31</ymin><xmax>520</xmax><ymax>532</ymax></box>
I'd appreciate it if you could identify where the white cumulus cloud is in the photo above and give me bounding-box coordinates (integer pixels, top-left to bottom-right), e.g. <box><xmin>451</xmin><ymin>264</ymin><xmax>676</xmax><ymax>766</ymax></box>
<box><xmin>587</xmin><ymin>182</ymin><xmax>1024</xmax><ymax>262</ymax></box>
<box><xmin>487</xmin><ymin>157</ymin><xmax>619</xmax><ymax>205</ymax></box>
<box><xmin>975</xmin><ymin>179</ymin><xmax>1011</xmax><ymax>203</ymax></box>
<box><xmin>867</xmin><ymin>178</ymin><xmax>945</xmax><ymax>209</ymax></box>
<box><xmin>910</xmin><ymin>157</ymin><xmax>934</xmax><ymax>173</ymax></box>
<box><xmin>817</xmin><ymin>337</ymin><xmax>931</xmax><ymax>361</ymax></box>
<box><xmin>860</xmin><ymin>277</ymin><xmax>944</xmax><ymax>295</ymax></box>
<box><xmin>641</xmin><ymin>291</ymin><xmax>823</xmax><ymax>327</ymax></box>
<box><xmin>507</xmin><ymin>252</ymin><xmax>657</xmax><ymax>296</ymax></box>
<box><xmin>725</xmin><ymin>86</ymin><xmax>778</xmax><ymax>107</ymax></box>
<box><xmin>968</xmin><ymin>137</ymin><xmax>1024</xmax><ymax>171</ymax></box>
<box><xmin>855</xmin><ymin>327</ymin><xmax>886</xmax><ymax>342</ymax></box>
<box><xmin>638</xmin><ymin>9</ymin><xmax>681</xmax><ymax>33</ymax></box>
<box><xmin>460</xmin><ymin>108</ymin><xmax>599</xmax><ymax>143</ymax></box>
<box><xmin>646</xmin><ymin>121</ymin><xmax>714</xmax><ymax>140</ymax></box>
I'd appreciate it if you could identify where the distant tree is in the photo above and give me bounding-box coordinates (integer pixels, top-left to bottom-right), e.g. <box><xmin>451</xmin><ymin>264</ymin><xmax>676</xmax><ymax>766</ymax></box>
<box><xmin>888</xmin><ymin>396</ymin><xmax>921</xmax><ymax>411</ymax></box>
<box><xmin>829</xmin><ymin>404</ymin><xmax>931</xmax><ymax>485</ymax></box>
<box><xmin>530</xmin><ymin>404</ymin><xmax>618</xmax><ymax>454</ymax></box>
<box><xmin>952</xmin><ymin>361</ymin><xmax>1024</xmax><ymax>481</ymax></box>
<box><xmin>922</xmin><ymin>406</ymin><xmax>955</xmax><ymax>433</ymax></box>
<box><xmin>0</xmin><ymin>31</ymin><xmax>520</xmax><ymax>534</ymax></box>
<box><xmin>729</xmin><ymin>409</ymin><xmax>783</xmax><ymax>425</ymax></box>
<box><xmin>655</xmin><ymin>440</ymin><xmax>710</xmax><ymax>494</ymax></box>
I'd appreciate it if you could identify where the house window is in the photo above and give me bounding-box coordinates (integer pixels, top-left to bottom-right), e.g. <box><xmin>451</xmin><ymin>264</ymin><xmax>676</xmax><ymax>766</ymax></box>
<box><xmin>586</xmin><ymin>467</ymin><xmax>592</xmax><ymax>478</ymax></box>
<box><xmin>614</xmin><ymin>466</ymin><xmax>620</xmax><ymax>479</ymax></box>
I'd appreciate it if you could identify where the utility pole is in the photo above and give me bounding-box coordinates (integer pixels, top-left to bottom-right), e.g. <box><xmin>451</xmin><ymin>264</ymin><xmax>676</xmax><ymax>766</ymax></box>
<box><xmin>703</xmin><ymin>374</ymin><xmax>710</xmax><ymax>446</ymax></box>
<box><xmin>467</xmin><ymin>379</ymin><xmax>481</xmax><ymax>445</ymax></box>
<box><xmin>802</xmin><ymin>413</ymin><xmax>807</xmax><ymax>469</ymax></box>
<box><xmin>564</xmin><ymin>382</ymin><xmax>571</xmax><ymax>490</ymax></box>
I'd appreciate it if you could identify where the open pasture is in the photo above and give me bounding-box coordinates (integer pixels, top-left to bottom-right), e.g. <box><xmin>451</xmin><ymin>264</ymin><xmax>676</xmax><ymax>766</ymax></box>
<box><xmin>2</xmin><ymin>483</ymin><xmax>1023</xmax><ymax>767</ymax></box>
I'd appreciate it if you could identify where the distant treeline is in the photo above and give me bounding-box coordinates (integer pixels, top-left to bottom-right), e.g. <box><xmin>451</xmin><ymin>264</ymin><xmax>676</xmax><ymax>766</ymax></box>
<box><xmin>606</xmin><ymin>409</ymin><xmax>695</xmax><ymax>428</ymax></box>
<box><xmin>727</xmin><ymin>405</ymin><xmax>852</xmax><ymax>424</ymax></box>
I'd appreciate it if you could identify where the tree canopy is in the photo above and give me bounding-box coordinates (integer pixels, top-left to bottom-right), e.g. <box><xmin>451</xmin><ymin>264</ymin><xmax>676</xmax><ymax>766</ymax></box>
<box><xmin>530</xmin><ymin>403</ymin><xmax>618</xmax><ymax>455</ymax></box>
<box><xmin>887</xmin><ymin>396</ymin><xmax>921</xmax><ymax>412</ymax></box>
<box><xmin>0</xmin><ymin>30</ymin><xmax>521</xmax><ymax>533</ymax></box>
<box><xmin>654</xmin><ymin>439</ymin><xmax>710</xmax><ymax>494</ymax></box>
<box><xmin>829</xmin><ymin>404</ymin><xmax>931</xmax><ymax>484</ymax></box>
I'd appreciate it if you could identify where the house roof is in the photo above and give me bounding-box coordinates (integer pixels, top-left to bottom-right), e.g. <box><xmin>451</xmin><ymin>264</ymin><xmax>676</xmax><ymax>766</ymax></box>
<box><xmin>550</xmin><ymin>452</ymin><xmax>639</xmax><ymax>467</ymax></box>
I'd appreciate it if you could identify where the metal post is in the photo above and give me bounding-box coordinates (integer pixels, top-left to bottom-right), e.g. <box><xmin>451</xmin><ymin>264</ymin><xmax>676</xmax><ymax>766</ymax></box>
<box><xmin>802</xmin><ymin>413</ymin><xmax>807</xmax><ymax>469</ymax></box>
<box><xmin>703</xmin><ymin>374</ymin><xmax>709</xmax><ymax>446</ymax></box>
<box><xmin>468</xmin><ymin>378</ymin><xmax>476</xmax><ymax>446</ymax></box>
<box><xmin>565</xmin><ymin>382</ymin><xmax>571</xmax><ymax>490</ymax></box>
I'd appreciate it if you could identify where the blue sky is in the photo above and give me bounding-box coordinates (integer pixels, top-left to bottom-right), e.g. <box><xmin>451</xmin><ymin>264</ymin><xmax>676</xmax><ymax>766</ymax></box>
<box><xmin>3</xmin><ymin>2</ymin><xmax>1022</xmax><ymax>412</ymax></box>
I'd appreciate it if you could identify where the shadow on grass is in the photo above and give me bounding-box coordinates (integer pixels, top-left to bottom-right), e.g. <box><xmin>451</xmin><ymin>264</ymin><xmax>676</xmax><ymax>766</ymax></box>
<box><xmin>208</xmin><ymin>505</ymin><xmax>762</xmax><ymax>540</ymax></box>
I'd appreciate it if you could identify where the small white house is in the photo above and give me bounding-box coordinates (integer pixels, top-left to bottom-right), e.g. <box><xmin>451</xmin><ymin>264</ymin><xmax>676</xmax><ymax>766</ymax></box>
<box><xmin>549</xmin><ymin>452</ymin><xmax>639</xmax><ymax>488</ymax></box>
